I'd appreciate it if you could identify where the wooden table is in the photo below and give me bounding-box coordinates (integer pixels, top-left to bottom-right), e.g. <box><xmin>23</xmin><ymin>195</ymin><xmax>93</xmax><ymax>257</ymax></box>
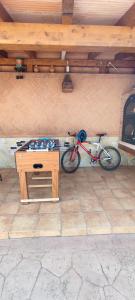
<box><xmin>15</xmin><ymin>141</ymin><xmax>60</xmax><ymax>203</ymax></box>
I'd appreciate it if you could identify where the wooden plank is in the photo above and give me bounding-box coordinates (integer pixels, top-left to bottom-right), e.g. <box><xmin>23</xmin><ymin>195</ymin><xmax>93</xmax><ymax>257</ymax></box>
<box><xmin>28</xmin><ymin>184</ymin><xmax>52</xmax><ymax>188</ymax></box>
<box><xmin>21</xmin><ymin>198</ymin><xmax>59</xmax><ymax>203</ymax></box>
<box><xmin>32</xmin><ymin>176</ymin><xmax>52</xmax><ymax>180</ymax></box>
<box><xmin>118</xmin><ymin>141</ymin><xmax>135</xmax><ymax>156</ymax></box>
<box><xmin>18</xmin><ymin>171</ymin><xmax>28</xmax><ymax>199</ymax></box>
<box><xmin>0</xmin><ymin>4</ymin><xmax>35</xmax><ymax>58</ymax></box>
<box><xmin>116</xmin><ymin>3</ymin><xmax>135</xmax><ymax>26</ymax></box>
<box><xmin>62</xmin><ymin>14</ymin><xmax>73</xmax><ymax>25</ymax></box>
<box><xmin>0</xmin><ymin>58</ymin><xmax>135</xmax><ymax>68</ymax></box>
<box><xmin>62</xmin><ymin>0</ymin><xmax>74</xmax><ymax>24</ymax></box>
<box><xmin>52</xmin><ymin>171</ymin><xmax>59</xmax><ymax>198</ymax></box>
<box><xmin>62</xmin><ymin>0</ymin><xmax>74</xmax><ymax>14</ymax></box>
<box><xmin>0</xmin><ymin>23</ymin><xmax>135</xmax><ymax>51</ymax></box>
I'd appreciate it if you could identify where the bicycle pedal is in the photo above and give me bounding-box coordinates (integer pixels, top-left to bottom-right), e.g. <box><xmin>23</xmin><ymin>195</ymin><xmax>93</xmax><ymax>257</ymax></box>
<box><xmin>90</xmin><ymin>160</ymin><xmax>97</xmax><ymax>167</ymax></box>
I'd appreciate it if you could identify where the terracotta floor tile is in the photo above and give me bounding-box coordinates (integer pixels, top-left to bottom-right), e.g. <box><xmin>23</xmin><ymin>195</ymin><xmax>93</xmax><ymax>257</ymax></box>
<box><xmin>106</xmin><ymin>210</ymin><xmax>135</xmax><ymax>233</ymax></box>
<box><xmin>5</xmin><ymin>192</ymin><xmax>20</xmax><ymax>202</ymax></box>
<box><xmin>92</xmin><ymin>183</ymin><xmax>107</xmax><ymax>190</ymax></box>
<box><xmin>18</xmin><ymin>203</ymin><xmax>40</xmax><ymax>215</ymax></box>
<box><xmin>0</xmin><ymin>215</ymin><xmax>13</xmax><ymax>239</ymax></box>
<box><xmin>118</xmin><ymin>198</ymin><xmax>135</xmax><ymax>210</ymax></box>
<box><xmin>61</xmin><ymin>213</ymin><xmax>86</xmax><ymax>236</ymax></box>
<box><xmin>39</xmin><ymin>202</ymin><xmax>61</xmax><ymax>214</ymax></box>
<box><xmin>36</xmin><ymin>214</ymin><xmax>61</xmax><ymax>236</ymax></box>
<box><xmin>0</xmin><ymin>202</ymin><xmax>19</xmax><ymax>215</ymax></box>
<box><xmin>85</xmin><ymin>211</ymin><xmax>111</xmax><ymax>234</ymax></box>
<box><xmin>1</xmin><ymin>167</ymin><xmax>135</xmax><ymax>239</ymax></box>
<box><xmin>95</xmin><ymin>189</ymin><xmax>113</xmax><ymax>198</ymax></box>
<box><xmin>9</xmin><ymin>215</ymin><xmax>38</xmax><ymax>238</ymax></box>
<box><xmin>100</xmin><ymin>197</ymin><xmax>123</xmax><ymax>210</ymax></box>
<box><xmin>112</xmin><ymin>189</ymin><xmax>132</xmax><ymax>199</ymax></box>
<box><xmin>61</xmin><ymin>200</ymin><xmax>81</xmax><ymax>213</ymax></box>
<box><xmin>80</xmin><ymin>198</ymin><xmax>103</xmax><ymax>212</ymax></box>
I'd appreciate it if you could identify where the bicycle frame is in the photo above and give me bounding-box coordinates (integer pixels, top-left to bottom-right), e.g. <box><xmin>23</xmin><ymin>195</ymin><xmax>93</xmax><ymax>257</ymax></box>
<box><xmin>72</xmin><ymin>139</ymin><xmax>110</xmax><ymax>161</ymax></box>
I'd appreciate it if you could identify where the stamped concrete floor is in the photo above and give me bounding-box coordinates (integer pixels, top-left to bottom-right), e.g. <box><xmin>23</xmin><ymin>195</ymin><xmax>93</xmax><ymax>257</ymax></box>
<box><xmin>0</xmin><ymin>167</ymin><xmax>135</xmax><ymax>239</ymax></box>
<box><xmin>0</xmin><ymin>234</ymin><xmax>135</xmax><ymax>299</ymax></box>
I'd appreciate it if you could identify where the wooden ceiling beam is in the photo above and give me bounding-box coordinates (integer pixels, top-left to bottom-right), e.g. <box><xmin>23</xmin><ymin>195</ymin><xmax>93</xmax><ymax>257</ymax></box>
<box><xmin>103</xmin><ymin>4</ymin><xmax>135</xmax><ymax>61</ymax></box>
<box><xmin>62</xmin><ymin>0</ymin><xmax>74</xmax><ymax>24</ymax></box>
<box><xmin>0</xmin><ymin>2</ymin><xmax>13</xmax><ymax>22</ymax></box>
<box><xmin>0</xmin><ymin>23</ymin><xmax>135</xmax><ymax>52</ymax></box>
<box><xmin>62</xmin><ymin>0</ymin><xmax>74</xmax><ymax>14</ymax></box>
<box><xmin>114</xmin><ymin>4</ymin><xmax>135</xmax><ymax>60</ymax></box>
<box><xmin>0</xmin><ymin>58</ymin><xmax>135</xmax><ymax>69</ymax></box>
<box><xmin>116</xmin><ymin>3</ymin><xmax>135</xmax><ymax>26</ymax></box>
<box><xmin>0</xmin><ymin>2</ymin><xmax>13</xmax><ymax>58</ymax></box>
<box><xmin>0</xmin><ymin>4</ymin><xmax>35</xmax><ymax>58</ymax></box>
<box><xmin>61</xmin><ymin>0</ymin><xmax>74</xmax><ymax>60</ymax></box>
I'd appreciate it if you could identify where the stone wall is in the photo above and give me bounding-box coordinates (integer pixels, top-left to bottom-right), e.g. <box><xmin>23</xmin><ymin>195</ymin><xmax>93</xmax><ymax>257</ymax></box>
<box><xmin>0</xmin><ymin>136</ymin><xmax>135</xmax><ymax>168</ymax></box>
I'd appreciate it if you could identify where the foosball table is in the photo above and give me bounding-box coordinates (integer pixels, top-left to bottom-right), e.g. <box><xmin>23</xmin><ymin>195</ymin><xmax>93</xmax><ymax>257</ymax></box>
<box><xmin>15</xmin><ymin>139</ymin><xmax>60</xmax><ymax>203</ymax></box>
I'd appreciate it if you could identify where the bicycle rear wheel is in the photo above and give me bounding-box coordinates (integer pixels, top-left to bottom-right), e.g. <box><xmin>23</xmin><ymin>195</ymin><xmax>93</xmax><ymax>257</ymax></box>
<box><xmin>99</xmin><ymin>146</ymin><xmax>121</xmax><ymax>171</ymax></box>
<box><xmin>61</xmin><ymin>148</ymin><xmax>81</xmax><ymax>173</ymax></box>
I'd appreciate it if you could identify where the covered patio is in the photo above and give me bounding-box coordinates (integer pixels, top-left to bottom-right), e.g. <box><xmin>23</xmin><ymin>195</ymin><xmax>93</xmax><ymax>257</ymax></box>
<box><xmin>0</xmin><ymin>0</ymin><xmax>135</xmax><ymax>240</ymax></box>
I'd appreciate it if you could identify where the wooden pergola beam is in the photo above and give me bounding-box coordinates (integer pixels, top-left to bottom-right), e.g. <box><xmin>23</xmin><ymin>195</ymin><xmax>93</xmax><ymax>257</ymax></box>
<box><xmin>0</xmin><ymin>58</ymin><xmax>135</xmax><ymax>68</ymax></box>
<box><xmin>114</xmin><ymin>4</ymin><xmax>135</xmax><ymax>60</ymax></box>
<box><xmin>0</xmin><ymin>4</ymin><xmax>36</xmax><ymax>58</ymax></box>
<box><xmin>116</xmin><ymin>3</ymin><xmax>135</xmax><ymax>26</ymax></box>
<box><xmin>0</xmin><ymin>2</ymin><xmax>13</xmax><ymax>22</ymax></box>
<box><xmin>62</xmin><ymin>0</ymin><xmax>74</xmax><ymax>24</ymax></box>
<box><xmin>0</xmin><ymin>23</ymin><xmax>135</xmax><ymax>52</ymax></box>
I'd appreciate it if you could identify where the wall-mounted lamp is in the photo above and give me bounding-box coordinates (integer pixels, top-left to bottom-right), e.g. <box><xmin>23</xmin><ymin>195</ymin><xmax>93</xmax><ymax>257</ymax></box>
<box><xmin>62</xmin><ymin>61</ymin><xmax>73</xmax><ymax>92</ymax></box>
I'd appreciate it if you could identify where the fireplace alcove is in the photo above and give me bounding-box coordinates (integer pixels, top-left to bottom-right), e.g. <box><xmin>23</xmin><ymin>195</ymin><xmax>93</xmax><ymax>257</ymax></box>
<box><xmin>122</xmin><ymin>94</ymin><xmax>135</xmax><ymax>145</ymax></box>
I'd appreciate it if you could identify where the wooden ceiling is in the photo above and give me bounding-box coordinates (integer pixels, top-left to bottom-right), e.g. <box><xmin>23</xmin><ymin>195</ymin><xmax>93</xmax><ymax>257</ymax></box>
<box><xmin>0</xmin><ymin>0</ymin><xmax>135</xmax><ymax>74</ymax></box>
<box><xmin>0</xmin><ymin>0</ymin><xmax>134</xmax><ymax>25</ymax></box>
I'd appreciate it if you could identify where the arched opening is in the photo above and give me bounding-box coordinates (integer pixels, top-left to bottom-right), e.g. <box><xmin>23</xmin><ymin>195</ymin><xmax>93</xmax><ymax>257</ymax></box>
<box><xmin>122</xmin><ymin>94</ymin><xmax>135</xmax><ymax>145</ymax></box>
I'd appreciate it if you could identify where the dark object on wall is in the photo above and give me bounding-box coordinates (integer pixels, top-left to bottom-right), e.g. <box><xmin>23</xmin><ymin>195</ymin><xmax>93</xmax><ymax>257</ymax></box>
<box><xmin>77</xmin><ymin>130</ymin><xmax>87</xmax><ymax>142</ymax></box>
<box><xmin>62</xmin><ymin>74</ymin><xmax>73</xmax><ymax>92</ymax></box>
<box><xmin>0</xmin><ymin>174</ymin><xmax>2</xmax><ymax>181</ymax></box>
<box><xmin>15</xmin><ymin>57</ymin><xmax>26</xmax><ymax>79</ymax></box>
<box><xmin>122</xmin><ymin>94</ymin><xmax>135</xmax><ymax>145</ymax></box>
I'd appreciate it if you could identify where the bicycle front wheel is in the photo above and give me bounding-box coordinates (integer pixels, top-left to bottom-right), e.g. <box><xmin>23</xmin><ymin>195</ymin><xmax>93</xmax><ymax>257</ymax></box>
<box><xmin>99</xmin><ymin>146</ymin><xmax>121</xmax><ymax>171</ymax></box>
<box><xmin>61</xmin><ymin>148</ymin><xmax>81</xmax><ymax>173</ymax></box>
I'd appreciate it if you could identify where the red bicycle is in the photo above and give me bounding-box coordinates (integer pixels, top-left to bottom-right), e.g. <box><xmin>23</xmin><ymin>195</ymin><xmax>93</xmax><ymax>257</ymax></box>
<box><xmin>61</xmin><ymin>130</ymin><xmax>121</xmax><ymax>173</ymax></box>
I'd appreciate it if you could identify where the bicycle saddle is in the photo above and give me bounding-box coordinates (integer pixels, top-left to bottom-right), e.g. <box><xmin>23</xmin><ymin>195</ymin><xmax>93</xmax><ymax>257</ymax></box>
<box><xmin>96</xmin><ymin>133</ymin><xmax>107</xmax><ymax>137</ymax></box>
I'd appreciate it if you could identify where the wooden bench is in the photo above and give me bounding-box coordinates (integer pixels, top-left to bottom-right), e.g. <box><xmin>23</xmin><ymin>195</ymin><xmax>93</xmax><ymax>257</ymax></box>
<box><xmin>118</xmin><ymin>141</ymin><xmax>135</xmax><ymax>156</ymax></box>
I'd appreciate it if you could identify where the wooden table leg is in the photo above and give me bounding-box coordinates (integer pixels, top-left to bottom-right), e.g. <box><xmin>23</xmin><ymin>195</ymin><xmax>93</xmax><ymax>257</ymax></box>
<box><xmin>52</xmin><ymin>170</ymin><xmax>59</xmax><ymax>199</ymax></box>
<box><xmin>19</xmin><ymin>171</ymin><xmax>28</xmax><ymax>201</ymax></box>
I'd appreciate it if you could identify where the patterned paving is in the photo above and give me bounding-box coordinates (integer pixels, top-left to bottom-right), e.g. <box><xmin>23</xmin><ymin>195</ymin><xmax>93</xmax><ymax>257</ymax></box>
<box><xmin>0</xmin><ymin>166</ymin><xmax>135</xmax><ymax>239</ymax></box>
<box><xmin>0</xmin><ymin>234</ymin><xmax>135</xmax><ymax>299</ymax></box>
